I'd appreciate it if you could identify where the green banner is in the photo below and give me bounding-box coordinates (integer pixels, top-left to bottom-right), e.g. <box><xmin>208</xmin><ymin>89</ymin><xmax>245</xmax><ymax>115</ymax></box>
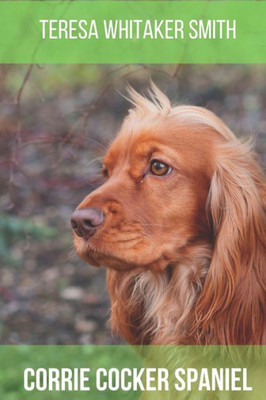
<box><xmin>0</xmin><ymin>346</ymin><xmax>265</xmax><ymax>399</ymax></box>
<box><xmin>0</xmin><ymin>1</ymin><xmax>266</xmax><ymax>63</ymax></box>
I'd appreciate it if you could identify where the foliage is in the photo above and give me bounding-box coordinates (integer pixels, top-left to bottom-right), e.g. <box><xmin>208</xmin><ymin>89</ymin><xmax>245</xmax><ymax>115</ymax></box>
<box><xmin>0</xmin><ymin>215</ymin><xmax>57</xmax><ymax>267</ymax></box>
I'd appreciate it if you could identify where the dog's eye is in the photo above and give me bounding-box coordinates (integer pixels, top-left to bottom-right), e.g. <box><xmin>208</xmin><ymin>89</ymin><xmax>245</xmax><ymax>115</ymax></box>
<box><xmin>150</xmin><ymin>159</ymin><xmax>171</xmax><ymax>176</ymax></box>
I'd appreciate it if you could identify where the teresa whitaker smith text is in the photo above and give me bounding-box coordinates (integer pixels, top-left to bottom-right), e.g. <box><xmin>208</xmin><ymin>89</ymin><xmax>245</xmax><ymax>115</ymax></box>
<box><xmin>39</xmin><ymin>19</ymin><xmax>237</xmax><ymax>40</ymax></box>
<box><xmin>24</xmin><ymin>367</ymin><xmax>252</xmax><ymax>392</ymax></box>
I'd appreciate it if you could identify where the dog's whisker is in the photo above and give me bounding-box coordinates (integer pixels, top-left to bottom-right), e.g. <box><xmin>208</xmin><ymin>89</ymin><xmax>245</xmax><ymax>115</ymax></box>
<box><xmin>141</xmin><ymin>232</ymin><xmax>162</xmax><ymax>255</ymax></box>
<box><xmin>141</xmin><ymin>223</ymin><xmax>174</xmax><ymax>228</ymax></box>
<box><xmin>86</xmin><ymin>156</ymin><xmax>104</xmax><ymax>168</ymax></box>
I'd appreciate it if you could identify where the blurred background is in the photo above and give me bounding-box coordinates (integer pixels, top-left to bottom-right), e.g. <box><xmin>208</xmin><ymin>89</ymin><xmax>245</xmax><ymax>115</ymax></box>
<box><xmin>0</xmin><ymin>64</ymin><xmax>265</xmax><ymax>344</ymax></box>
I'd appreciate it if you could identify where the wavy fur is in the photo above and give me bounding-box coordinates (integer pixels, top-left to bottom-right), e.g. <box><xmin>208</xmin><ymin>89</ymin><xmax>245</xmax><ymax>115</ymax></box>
<box><xmin>74</xmin><ymin>84</ymin><xmax>266</xmax><ymax>344</ymax></box>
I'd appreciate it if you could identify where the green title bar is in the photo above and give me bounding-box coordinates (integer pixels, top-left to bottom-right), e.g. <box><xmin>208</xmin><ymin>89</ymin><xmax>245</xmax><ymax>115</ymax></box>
<box><xmin>0</xmin><ymin>346</ymin><xmax>265</xmax><ymax>399</ymax></box>
<box><xmin>0</xmin><ymin>1</ymin><xmax>266</xmax><ymax>63</ymax></box>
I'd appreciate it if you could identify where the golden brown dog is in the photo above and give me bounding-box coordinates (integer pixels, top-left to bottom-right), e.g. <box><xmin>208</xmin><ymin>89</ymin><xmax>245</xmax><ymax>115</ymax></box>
<box><xmin>71</xmin><ymin>84</ymin><xmax>266</xmax><ymax>345</ymax></box>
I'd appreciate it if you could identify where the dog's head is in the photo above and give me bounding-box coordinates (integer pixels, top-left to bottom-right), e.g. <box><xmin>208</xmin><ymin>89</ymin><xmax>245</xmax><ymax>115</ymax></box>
<box><xmin>72</xmin><ymin>84</ymin><xmax>265</xmax><ymax>278</ymax></box>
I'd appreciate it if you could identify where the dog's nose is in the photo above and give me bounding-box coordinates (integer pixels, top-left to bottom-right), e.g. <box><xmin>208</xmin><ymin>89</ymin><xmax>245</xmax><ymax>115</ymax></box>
<box><xmin>71</xmin><ymin>208</ymin><xmax>105</xmax><ymax>239</ymax></box>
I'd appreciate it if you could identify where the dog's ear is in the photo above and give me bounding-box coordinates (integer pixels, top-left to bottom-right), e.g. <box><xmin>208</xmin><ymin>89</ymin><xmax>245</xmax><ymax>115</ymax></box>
<box><xmin>193</xmin><ymin>140</ymin><xmax>266</xmax><ymax>344</ymax></box>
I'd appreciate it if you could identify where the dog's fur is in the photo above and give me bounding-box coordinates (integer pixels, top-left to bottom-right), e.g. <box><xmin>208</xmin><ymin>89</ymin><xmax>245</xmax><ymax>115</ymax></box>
<box><xmin>73</xmin><ymin>84</ymin><xmax>266</xmax><ymax>345</ymax></box>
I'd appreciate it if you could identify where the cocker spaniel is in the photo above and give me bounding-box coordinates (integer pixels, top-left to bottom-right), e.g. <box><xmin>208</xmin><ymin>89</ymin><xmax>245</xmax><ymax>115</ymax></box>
<box><xmin>71</xmin><ymin>84</ymin><xmax>266</xmax><ymax>345</ymax></box>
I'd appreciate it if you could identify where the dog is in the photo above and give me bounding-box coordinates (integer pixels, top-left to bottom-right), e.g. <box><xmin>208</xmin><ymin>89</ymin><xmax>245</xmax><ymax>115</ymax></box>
<box><xmin>71</xmin><ymin>84</ymin><xmax>266</xmax><ymax>345</ymax></box>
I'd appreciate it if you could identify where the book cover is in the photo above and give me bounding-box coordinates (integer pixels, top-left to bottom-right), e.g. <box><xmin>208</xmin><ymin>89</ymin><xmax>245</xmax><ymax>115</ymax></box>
<box><xmin>0</xmin><ymin>1</ymin><xmax>265</xmax><ymax>398</ymax></box>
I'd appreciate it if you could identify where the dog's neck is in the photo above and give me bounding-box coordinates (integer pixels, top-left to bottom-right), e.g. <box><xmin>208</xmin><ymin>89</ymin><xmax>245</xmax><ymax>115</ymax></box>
<box><xmin>107</xmin><ymin>243</ymin><xmax>212</xmax><ymax>345</ymax></box>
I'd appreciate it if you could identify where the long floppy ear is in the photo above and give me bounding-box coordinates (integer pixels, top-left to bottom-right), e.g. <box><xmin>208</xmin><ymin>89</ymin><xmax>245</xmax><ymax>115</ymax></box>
<box><xmin>194</xmin><ymin>140</ymin><xmax>266</xmax><ymax>344</ymax></box>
